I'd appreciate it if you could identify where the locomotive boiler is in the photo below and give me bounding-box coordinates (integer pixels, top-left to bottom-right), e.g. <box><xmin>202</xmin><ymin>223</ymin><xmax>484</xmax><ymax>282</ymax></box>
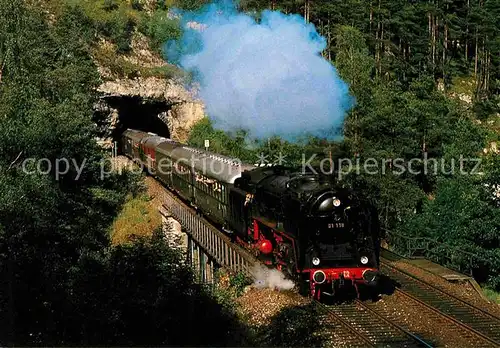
<box><xmin>120</xmin><ymin>128</ymin><xmax>380</xmax><ymax>300</ymax></box>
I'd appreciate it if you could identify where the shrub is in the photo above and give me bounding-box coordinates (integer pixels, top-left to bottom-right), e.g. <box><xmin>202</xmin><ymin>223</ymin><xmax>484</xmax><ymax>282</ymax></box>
<box><xmin>131</xmin><ymin>0</ymin><xmax>144</xmax><ymax>11</ymax></box>
<box><xmin>138</xmin><ymin>10</ymin><xmax>182</xmax><ymax>54</ymax></box>
<box><xmin>99</xmin><ymin>9</ymin><xmax>137</xmax><ymax>53</ymax></box>
<box><xmin>156</xmin><ymin>0</ymin><xmax>168</xmax><ymax>10</ymax></box>
<box><xmin>102</xmin><ymin>0</ymin><xmax>119</xmax><ymax>11</ymax></box>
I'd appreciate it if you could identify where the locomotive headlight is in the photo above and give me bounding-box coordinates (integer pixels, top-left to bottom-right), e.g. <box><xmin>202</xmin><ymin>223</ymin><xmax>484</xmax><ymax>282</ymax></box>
<box><xmin>313</xmin><ymin>270</ymin><xmax>326</xmax><ymax>284</ymax></box>
<box><xmin>333</xmin><ymin>198</ymin><xmax>341</xmax><ymax>207</ymax></box>
<box><xmin>360</xmin><ymin>256</ymin><xmax>369</xmax><ymax>265</ymax></box>
<box><xmin>362</xmin><ymin>269</ymin><xmax>378</xmax><ymax>283</ymax></box>
<box><xmin>312</xmin><ymin>257</ymin><xmax>320</xmax><ymax>266</ymax></box>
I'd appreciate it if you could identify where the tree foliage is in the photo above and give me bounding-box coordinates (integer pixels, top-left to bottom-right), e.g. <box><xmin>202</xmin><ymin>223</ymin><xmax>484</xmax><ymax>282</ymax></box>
<box><xmin>398</xmin><ymin>176</ymin><xmax>500</xmax><ymax>288</ymax></box>
<box><xmin>187</xmin><ymin>5</ymin><xmax>499</xmax><ymax>289</ymax></box>
<box><xmin>138</xmin><ymin>10</ymin><xmax>182</xmax><ymax>53</ymax></box>
<box><xmin>0</xmin><ymin>1</ymin><xmax>249</xmax><ymax>345</ymax></box>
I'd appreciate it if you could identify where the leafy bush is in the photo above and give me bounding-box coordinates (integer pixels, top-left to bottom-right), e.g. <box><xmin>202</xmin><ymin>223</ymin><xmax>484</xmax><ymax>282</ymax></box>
<box><xmin>230</xmin><ymin>271</ymin><xmax>251</xmax><ymax>296</ymax></box>
<box><xmin>156</xmin><ymin>0</ymin><xmax>168</xmax><ymax>10</ymax></box>
<box><xmin>70</xmin><ymin>0</ymin><xmax>139</xmax><ymax>53</ymax></box>
<box><xmin>473</xmin><ymin>97</ymin><xmax>500</xmax><ymax>121</ymax></box>
<box><xmin>99</xmin><ymin>9</ymin><xmax>137</xmax><ymax>53</ymax></box>
<box><xmin>63</xmin><ymin>230</ymin><xmax>251</xmax><ymax>346</ymax></box>
<box><xmin>131</xmin><ymin>0</ymin><xmax>144</xmax><ymax>11</ymax></box>
<box><xmin>397</xmin><ymin>176</ymin><xmax>500</xmax><ymax>290</ymax></box>
<box><xmin>102</xmin><ymin>0</ymin><xmax>119</xmax><ymax>11</ymax></box>
<box><xmin>187</xmin><ymin>117</ymin><xmax>258</xmax><ymax>162</ymax></box>
<box><xmin>138</xmin><ymin>10</ymin><xmax>182</xmax><ymax>53</ymax></box>
<box><xmin>174</xmin><ymin>0</ymin><xmax>212</xmax><ymax>10</ymax></box>
<box><xmin>93</xmin><ymin>44</ymin><xmax>186</xmax><ymax>79</ymax></box>
<box><xmin>262</xmin><ymin>304</ymin><xmax>323</xmax><ymax>347</ymax></box>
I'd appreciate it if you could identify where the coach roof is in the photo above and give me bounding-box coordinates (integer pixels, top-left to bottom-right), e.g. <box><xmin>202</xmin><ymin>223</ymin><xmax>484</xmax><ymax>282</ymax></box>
<box><xmin>169</xmin><ymin>145</ymin><xmax>255</xmax><ymax>184</ymax></box>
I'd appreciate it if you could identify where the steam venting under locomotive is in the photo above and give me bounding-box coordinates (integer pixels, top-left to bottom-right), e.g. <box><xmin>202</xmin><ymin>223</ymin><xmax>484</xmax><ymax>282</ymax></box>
<box><xmin>121</xmin><ymin>129</ymin><xmax>380</xmax><ymax>300</ymax></box>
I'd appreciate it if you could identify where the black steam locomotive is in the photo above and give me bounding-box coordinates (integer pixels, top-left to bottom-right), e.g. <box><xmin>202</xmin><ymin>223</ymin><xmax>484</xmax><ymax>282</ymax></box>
<box><xmin>121</xmin><ymin>129</ymin><xmax>380</xmax><ymax>300</ymax></box>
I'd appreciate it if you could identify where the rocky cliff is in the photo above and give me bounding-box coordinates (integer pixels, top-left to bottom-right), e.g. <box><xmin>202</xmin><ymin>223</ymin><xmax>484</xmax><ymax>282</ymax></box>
<box><xmin>93</xmin><ymin>33</ymin><xmax>205</xmax><ymax>146</ymax></box>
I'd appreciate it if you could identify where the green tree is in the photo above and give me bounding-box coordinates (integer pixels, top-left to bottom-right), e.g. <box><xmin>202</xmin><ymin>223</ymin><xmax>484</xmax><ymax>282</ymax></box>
<box><xmin>0</xmin><ymin>1</ymin><xmax>251</xmax><ymax>345</ymax></box>
<box><xmin>67</xmin><ymin>231</ymin><xmax>249</xmax><ymax>346</ymax></box>
<box><xmin>188</xmin><ymin>117</ymin><xmax>258</xmax><ymax>162</ymax></box>
<box><xmin>138</xmin><ymin>10</ymin><xmax>182</xmax><ymax>54</ymax></box>
<box><xmin>398</xmin><ymin>176</ymin><xmax>500</xmax><ymax>289</ymax></box>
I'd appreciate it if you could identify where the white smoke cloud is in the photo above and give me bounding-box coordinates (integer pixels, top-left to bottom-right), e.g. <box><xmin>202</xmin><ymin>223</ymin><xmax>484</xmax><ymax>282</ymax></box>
<box><xmin>165</xmin><ymin>0</ymin><xmax>354</xmax><ymax>141</ymax></box>
<box><xmin>250</xmin><ymin>263</ymin><xmax>295</xmax><ymax>290</ymax></box>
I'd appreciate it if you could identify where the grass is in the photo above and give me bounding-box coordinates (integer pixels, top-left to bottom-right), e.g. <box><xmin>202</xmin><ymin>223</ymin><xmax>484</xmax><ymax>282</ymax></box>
<box><xmin>449</xmin><ymin>75</ymin><xmax>476</xmax><ymax>98</ymax></box>
<box><xmin>41</xmin><ymin>0</ymin><xmax>188</xmax><ymax>79</ymax></box>
<box><xmin>92</xmin><ymin>40</ymin><xmax>186</xmax><ymax>79</ymax></box>
<box><xmin>485</xmin><ymin>114</ymin><xmax>500</xmax><ymax>134</ymax></box>
<box><xmin>110</xmin><ymin>192</ymin><xmax>162</xmax><ymax>245</ymax></box>
<box><xmin>483</xmin><ymin>287</ymin><xmax>500</xmax><ymax>304</ymax></box>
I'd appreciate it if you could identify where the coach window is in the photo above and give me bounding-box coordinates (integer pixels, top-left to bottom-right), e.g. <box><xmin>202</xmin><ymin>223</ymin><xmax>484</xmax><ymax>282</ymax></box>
<box><xmin>177</xmin><ymin>163</ymin><xmax>188</xmax><ymax>180</ymax></box>
<box><xmin>204</xmin><ymin>175</ymin><xmax>209</xmax><ymax>193</ymax></box>
<box><xmin>217</xmin><ymin>182</ymin><xmax>222</xmax><ymax>201</ymax></box>
<box><xmin>197</xmin><ymin>173</ymin><xmax>207</xmax><ymax>193</ymax></box>
<box><xmin>195</xmin><ymin>172</ymin><xmax>201</xmax><ymax>191</ymax></box>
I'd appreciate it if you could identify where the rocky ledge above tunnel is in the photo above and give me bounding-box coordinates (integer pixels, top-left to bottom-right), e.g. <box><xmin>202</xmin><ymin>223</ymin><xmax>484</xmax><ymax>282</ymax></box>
<box><xmin>93</xmin><ymin>77</ymin><xmax>205</xmax><ymax>147</ymax></box>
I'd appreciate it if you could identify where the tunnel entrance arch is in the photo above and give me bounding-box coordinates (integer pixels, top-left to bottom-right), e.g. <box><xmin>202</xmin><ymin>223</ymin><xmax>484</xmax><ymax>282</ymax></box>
<box><xmin>95</xmin><ymin>95</ymin><xmax>171</xmax><ymax>143</ymax></box>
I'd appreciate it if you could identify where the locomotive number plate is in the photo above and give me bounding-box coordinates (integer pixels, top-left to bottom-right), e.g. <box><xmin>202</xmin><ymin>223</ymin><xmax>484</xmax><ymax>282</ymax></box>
<box><xmin>328</xmin><ymin>222</ymin><xmax>345</xmax><ymax>228</ymax></box>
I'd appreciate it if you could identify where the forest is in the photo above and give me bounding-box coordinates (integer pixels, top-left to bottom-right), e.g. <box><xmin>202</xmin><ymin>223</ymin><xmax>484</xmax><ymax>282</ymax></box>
<box><xmin>0</xmin><ymin>0</ymin><xmax>499</xmax><ymax>345</ymax></box>
<box><xmin>0</xmin><ymin>0</ymin><xmax>253</xmax><ymax>345</ymax></box>
<box><xmin>187</xmin><ymin>0</ymin><xmax>500</xmax><ymax>292</ymax></box>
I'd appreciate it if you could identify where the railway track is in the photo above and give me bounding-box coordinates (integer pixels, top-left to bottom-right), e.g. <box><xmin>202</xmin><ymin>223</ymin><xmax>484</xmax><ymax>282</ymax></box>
<box><xmin>381</xmin><ymin>261</ymin><xmax>500</xmax><ymax>346</ymax></box>
<box><xmin>315</xmin><ymin>302</ymin><xmax>376</xmax><ymax>348</ymax></box>
<box><xmin>316</xmin><ymin>300</ymin><xmax>433</xmax><ymax>347</ymax></box>
<box><xmin>145</xmin><ymin>165</ymin><xmax>499</xmax><ymax>347</ymax></box>
<box><xmin>155</xmin><ymin>176</ymin><xmax>429</xmax><ymax>347</ymax></box>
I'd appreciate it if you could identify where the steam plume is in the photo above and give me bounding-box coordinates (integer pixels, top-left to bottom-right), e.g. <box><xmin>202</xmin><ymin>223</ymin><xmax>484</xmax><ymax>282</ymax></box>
<box><xmin>250</xmin><ymin>264</ymin><xmax>295</xmax><ymax>291</ymax></box>
<box><xmin>165</xmin><ymin>0</ymin><xmax>354</xmax><ymax>141</ymax></box>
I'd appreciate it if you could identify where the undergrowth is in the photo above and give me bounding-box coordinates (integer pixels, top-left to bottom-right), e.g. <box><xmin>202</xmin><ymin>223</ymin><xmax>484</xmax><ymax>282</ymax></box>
<box><xmin>110</xmin><ymin>186</ymin><xmax>161</xmax><ymax>245</ymax></box>
<box><xmin>44</xmin><ymin>0</ymin><xmax>188</xmax><ymax>79</ymax></box>
<box><xmin>93</xmin><ymin>43</ymin><xmax>185</xmax><ymax>79</ymax></box>
<box><xmin>483</xmin><ymin>287</ymin><xmax>500</xmax><ymax>304</ymax></box>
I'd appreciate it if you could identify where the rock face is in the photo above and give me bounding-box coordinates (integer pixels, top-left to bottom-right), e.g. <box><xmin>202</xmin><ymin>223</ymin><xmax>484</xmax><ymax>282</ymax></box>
<box><xmin>96</xmin><ymin>77</ymin><xmax>205</xmax><ymax>144</ymax></box>
<box><xmin>92</xmin><ymin>29</ymin><xmax>205</xmax><ymax>145</ymax></box>
<box><xmin>163</xmin><ymin>102</ymin><xmax>206</xmax><ymax>143</ymax></box>
<box><xmin>97</xmin><ymin>77</ymin><xmax>199</xmax><ymax>103</ymax></box>
<box><xmin>93</xmin><ymin>99</ymin><xmax>120</xmax><ymax>148</ymax></box>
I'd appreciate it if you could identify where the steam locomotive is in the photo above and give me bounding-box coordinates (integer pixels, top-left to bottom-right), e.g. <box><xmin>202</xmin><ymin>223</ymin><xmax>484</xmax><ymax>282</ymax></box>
<box><xmin>120</xmin><ymin>129</ymin><xmax>380</xmax><ymax>300</ymax></box>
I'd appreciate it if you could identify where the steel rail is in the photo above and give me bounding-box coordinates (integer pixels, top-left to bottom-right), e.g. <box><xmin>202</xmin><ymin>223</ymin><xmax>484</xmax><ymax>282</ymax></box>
<box><xmin>354</xmin><ymin>299</ymin><xmax>434</xmax><ymax>347</ymax></box>
<box><xmin>381</xmin><ymin>261</ymin><xmax>500</xmax><ymax>346</ymax></box>
<box><xmin>319</xmin><ymin>300</ymin><xmax>433</xmax><ymax>347</ymax></box>
<box><xmin>315</xmin><ymin>301</ymin><xmax>377</xmax><ymax>347</ymax></box>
